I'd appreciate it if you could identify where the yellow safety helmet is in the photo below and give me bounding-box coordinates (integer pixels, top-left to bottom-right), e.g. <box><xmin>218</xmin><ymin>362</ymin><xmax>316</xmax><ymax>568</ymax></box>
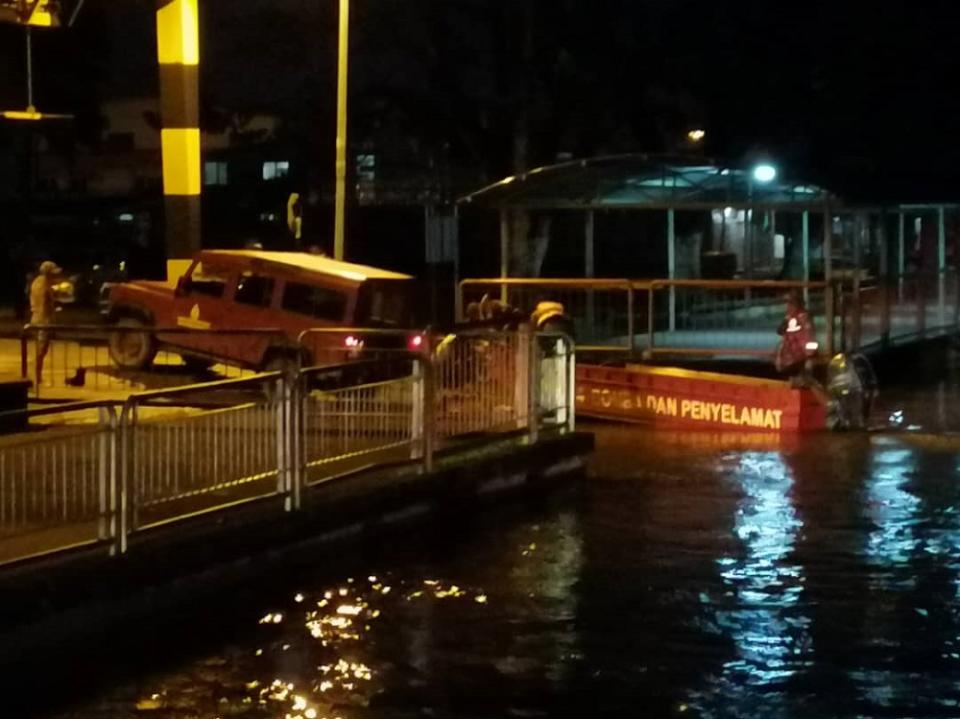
<box><xmin>531</xmin><ymin>301</ymin><xmax>566</xmax><ymax>329</ymax></box>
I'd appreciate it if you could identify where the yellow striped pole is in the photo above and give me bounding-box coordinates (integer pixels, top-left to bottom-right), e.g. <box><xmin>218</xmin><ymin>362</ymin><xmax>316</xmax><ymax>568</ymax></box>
<box><xmin>156</xmin><ymin>0</ymin><xmax>201</xmax><ymax>274</ymax></box>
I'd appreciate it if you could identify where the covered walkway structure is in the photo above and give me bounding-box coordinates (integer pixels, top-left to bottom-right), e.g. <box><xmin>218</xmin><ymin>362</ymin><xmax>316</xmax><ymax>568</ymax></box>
<box><xmin>458</xmin><ymin>154</ymin><xmax>960</xmax><ymax>358</ymax></box>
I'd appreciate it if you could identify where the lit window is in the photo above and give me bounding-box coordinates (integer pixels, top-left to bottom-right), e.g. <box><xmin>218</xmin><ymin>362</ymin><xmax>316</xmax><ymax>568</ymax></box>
<box><xmin>356</xmin><ymin>154</ymin><xmax>375</xmax><ymax>183</ymax></box>
<box><xmin>203</xmin><ymin>161</ymin><xmax>228</xmax><ymax>186</ymax></box>
<box><xmin>262</xmin><ymin>160</ymin><xmax>290</xmax><ymax>181</ymax></box>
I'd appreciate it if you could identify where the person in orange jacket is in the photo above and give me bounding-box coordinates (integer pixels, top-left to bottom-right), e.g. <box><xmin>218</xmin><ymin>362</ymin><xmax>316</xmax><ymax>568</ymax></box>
<box><xmin>775</xmin><ymin>290</ymin><xmax>815</xmax><ymax>376</ymax></box>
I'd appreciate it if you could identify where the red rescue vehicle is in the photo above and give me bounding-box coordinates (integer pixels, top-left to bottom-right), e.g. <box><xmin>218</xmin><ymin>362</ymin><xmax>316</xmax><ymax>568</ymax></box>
<box><xmin>104</xmin><ymin>250</ymin><xmax>418</xmax><ymax>371</ymax></box>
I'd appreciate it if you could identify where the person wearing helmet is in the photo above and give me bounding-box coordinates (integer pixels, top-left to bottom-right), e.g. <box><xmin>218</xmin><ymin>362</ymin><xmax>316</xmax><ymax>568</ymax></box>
<box><xmin>29</xmin><ymin>260</ymin><xmax>61</xmax><ymax>385</ymax></box>
<box><xmin>531</xmin><ymin>300</ymin><xmax>573</xmax><ymax>336</ymax></box>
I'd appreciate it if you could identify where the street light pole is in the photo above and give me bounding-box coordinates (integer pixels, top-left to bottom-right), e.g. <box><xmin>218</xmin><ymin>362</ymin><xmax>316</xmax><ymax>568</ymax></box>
<box><xmin>333</xmin><ymin>0</ymin><xmax>349</xmax><ymax>261</ymax></box>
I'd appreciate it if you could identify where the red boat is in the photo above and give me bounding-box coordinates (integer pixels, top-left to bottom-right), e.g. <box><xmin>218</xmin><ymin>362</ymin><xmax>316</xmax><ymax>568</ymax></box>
<box><xmin>576</xmin><ymin>363</ymin><xmax>827</xmax><ymax>432</ymax></box>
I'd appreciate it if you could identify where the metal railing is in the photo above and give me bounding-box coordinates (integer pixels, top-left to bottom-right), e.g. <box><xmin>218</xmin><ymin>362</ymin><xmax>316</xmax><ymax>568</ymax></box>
<box><xmin>19</xmin><ymin>325</ymin><xmax>287</xmax><ymax>399</ymax></box>
<box><xmin>298</xmin><ymin>362</ymin><xmax>423</xmax><ymax>486</ymax></box>
<box><xmin>838</xmin><ymin>269</ymin><xmax>960</xmax><ymax>352</ymax></box>
<box><xmin>462</xmin><ymin>272</ymin><xmax>960</xmax><ymax>360</ymax></box>
<box><xmin>460</xmin><ymin>278</ymin><xmax>830</xmax><ymax>358</ymax></box>
<box><xmin>0</xmin><ymin>328</ymin><xmax>574</xmax><ymax>567</ymax></box>
<box><xmin>0</xmin><ymin>401</ymin><xmax>118</xmax><ymax>564</ymax></box>
<box><xmin>123</xmin><ymin>374</ymin><xmax>287</xmax><ymax>534</ymax></box>
<box><xmin>459</xmin><ymin>278</ymin><xmax>638</xmax><ymax>352</ymax></box>
<box><xmin>646</xmin><ymin>279</ymin><xmax>832</xmax><ymax>357</ymax></box>
<box><xmin>435</xmin><ymin>329</ymin><xmax>526</xmax><ymax>439</ymax></box>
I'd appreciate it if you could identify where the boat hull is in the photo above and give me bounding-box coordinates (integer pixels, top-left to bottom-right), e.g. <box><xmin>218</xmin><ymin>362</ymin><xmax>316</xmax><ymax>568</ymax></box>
<box><xmin>576</xmin><ymin>364</ymin><xmax>826</xmax><ymax>432</ymax></box>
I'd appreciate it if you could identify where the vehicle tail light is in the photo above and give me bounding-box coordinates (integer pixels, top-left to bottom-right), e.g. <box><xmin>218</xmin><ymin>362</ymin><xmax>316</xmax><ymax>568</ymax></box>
<box><xmin>408</xmin><ymin>334</ymin><xmax>424</xmax><ymax>351</ymax></box>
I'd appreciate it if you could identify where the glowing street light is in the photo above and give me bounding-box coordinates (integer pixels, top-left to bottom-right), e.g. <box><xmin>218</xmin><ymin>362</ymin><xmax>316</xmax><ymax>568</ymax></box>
<box><xmin>752</xmin><ymin>163</ymin><xmax>777</xmax><ymax>183</ymax></box>
<box><xmin>686</xmin><ymin>129</ymin><xmax>706</xmax><ymax>143</ymax></box>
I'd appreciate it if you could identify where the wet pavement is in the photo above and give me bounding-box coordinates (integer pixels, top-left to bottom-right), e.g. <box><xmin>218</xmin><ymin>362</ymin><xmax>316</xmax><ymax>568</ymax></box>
<box><xmin>30</xmin><ymin>373</ymin><xmax>960</xmax><ymax>718</ymax></box>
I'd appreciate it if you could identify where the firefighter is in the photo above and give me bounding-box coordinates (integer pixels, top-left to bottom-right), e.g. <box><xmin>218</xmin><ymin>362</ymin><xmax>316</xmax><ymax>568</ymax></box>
<box><xmin>29</xmin><ymin>260</ymin><xmax>62</xmax><ymax>386</ymax></box>
<box><xmin>775</xmin><ymin>289</ymin><xmax>815</xmax><ymax>376</ymax></box>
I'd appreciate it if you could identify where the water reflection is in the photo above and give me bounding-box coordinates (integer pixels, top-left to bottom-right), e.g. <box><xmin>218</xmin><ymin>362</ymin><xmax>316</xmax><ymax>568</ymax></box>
<box><xmin>850</xmin><ymin>437</ymin><xmax>960</xmax><ymax>714</ymax></box>
<box><xmin>39</xmin><ymin>376</ymin><xmax>960</xmax><ymax>719</ymax></box>
<box><xmin>507</xmin><ymin>512</ymin><xmax>584</xmax><ymax>686</ymax></box>
<box><xmin>689</xmin><ymin>451</ymin><xmax>811</xmax><ymax>717</ymax></box>
<box><xmin>865</xmin><ymin>444</ymin><xmax>920</xmax><ymax>584</ymax></box>
<box><xmin>121</xmin><ymin>575</ymin><xmax>497</xmax><ymax>718</ymax></box>
<box><xmin>55</xmin><ymin>508</ymin><xmax>587</xmax><ymax>719</ymax></box>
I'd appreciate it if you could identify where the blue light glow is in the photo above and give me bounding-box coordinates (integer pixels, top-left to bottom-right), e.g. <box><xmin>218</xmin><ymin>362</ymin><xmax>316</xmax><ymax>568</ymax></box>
<box><xmin>752</xmin><ymin>164</ymin><xmax>777</xmax><ymax>183</ymax></box>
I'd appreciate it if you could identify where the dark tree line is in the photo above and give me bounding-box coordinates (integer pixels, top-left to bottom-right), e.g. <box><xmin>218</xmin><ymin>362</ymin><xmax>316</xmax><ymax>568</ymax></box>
<box><xmin>2</xmin><ymin>0</ymin><xmax>960</xmax><ymax>200</ymax></box>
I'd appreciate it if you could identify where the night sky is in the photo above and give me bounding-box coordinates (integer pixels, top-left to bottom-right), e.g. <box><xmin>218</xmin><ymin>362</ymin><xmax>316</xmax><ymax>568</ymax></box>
<box><xmin>1</xmin><ymin>0</ymin><xmax>958</xmax><ymax>201</ymax></box>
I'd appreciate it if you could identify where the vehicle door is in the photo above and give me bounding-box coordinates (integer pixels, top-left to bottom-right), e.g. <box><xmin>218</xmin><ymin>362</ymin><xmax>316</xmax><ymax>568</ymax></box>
<box><xmin>162</xmin><ymin>259</ymin><xmax>237</xmax><ymax>360</ymax></box>
<box><xmin>228</xmin><ymin>270</ymin><xmax>281</xmax><ymax>366</ymax></box>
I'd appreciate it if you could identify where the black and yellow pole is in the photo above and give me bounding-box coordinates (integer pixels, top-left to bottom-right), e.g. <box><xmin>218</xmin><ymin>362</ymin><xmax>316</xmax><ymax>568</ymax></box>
<box><xmin>156</xmin><ymin>0</ymin><xmax>201</xmax><ymax>277</ymax></box>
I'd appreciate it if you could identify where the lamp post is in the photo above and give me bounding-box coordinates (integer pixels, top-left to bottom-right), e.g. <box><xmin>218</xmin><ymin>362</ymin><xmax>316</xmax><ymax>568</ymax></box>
<box><xmin>333</xmin><ymin>0</ymin><xmax>349</xmax><ymax>260</ymax></box>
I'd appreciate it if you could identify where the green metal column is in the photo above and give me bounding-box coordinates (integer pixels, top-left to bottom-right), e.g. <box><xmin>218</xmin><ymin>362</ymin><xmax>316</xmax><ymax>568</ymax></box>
<box><xmin>802</xmin><ymin>210</ymin><xmax>810</xmax><ymax>303</ymax></box>
<box><xmin>917</xmin><ymin>214</ymin><xmax>926</xmax><ymax>336</ymax></box>
<box><xmin>851</xmin><ymin>213</ymin><xmax>863</xmax><ymax>350</ymax></box>
<box><xmin>897</xmin><ymin>211</ymin><xmax>905</xmax><ymax>301</ymax></box>
<box><xmin>823</xmin><ymin>204</ymin><xmax>835</xmax><ymax>355</ymax></box>
<box><xmin>667</xmin><ymin>208</ymin><xmax>676</xmax><ymax>332</ymax></box>
<box><xmin>879</xmin><ymin>211</ymin><xmax>890</xmax><ymax>347</ymax></box>
<box><xmin>585</xmin><ymin>210</ymin><xmax>595</xmax><ymax>333</ymax></box>
<box><xmin>938</xmin><ymin>205</ymin><xmax>947</xmax><ymax>326</ymax></box>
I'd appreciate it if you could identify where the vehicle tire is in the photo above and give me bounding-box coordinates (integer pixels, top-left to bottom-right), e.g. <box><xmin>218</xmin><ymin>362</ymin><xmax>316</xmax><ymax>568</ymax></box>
<box><xmin>108</xmin><ymin>317</ymin><xmax>157</xmax><ymax>370</ymax></box>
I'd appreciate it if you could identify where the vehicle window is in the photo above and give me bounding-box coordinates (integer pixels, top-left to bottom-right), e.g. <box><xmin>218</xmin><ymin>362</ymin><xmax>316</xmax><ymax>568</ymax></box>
<box><xmin>186</xmin><ymin>263</ymin><xmax>227</xmax><ymax>298</ymax></box>
<box><xmin>234</xmin><ymin>272</ymin><xmax>275</xmax><ymax>308</ymax></box>
<box><xmin>359</xmin><ymin>282</ymin><xmax>410</xmax><ymax>326</ymax></box>
<box><xmin>281</xmin><ymin>282</ymin><xmax>347</xmax><ymax>322</ymax></box>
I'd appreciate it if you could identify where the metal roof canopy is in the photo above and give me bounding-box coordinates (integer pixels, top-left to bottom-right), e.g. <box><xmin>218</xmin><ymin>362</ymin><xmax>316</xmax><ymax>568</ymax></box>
<box><xmin>458</xmin><ymin>154</ymin><xmax>834</xmax><ymax>211</ymax></box>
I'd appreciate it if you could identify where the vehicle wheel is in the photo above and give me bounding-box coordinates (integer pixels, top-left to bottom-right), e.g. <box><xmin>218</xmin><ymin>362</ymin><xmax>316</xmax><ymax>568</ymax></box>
<box><xmin>181</xmin><ymin>355</ymin><xmax>215</xmax><ymax>373</ymax></box>
<box><xmin>108</xmin><ymin>317</ymin><xmax>157</xmax><ymax>370</ymax></box>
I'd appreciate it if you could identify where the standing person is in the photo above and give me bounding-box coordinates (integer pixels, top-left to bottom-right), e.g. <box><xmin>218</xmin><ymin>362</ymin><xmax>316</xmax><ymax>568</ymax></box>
<box><xmin>29</xmin><ymin>260</ymin><xmax>61</xmax><ymax>385</ymax></box>
<box><xmin>775</xmin><ymin>289</ymin><xmax>815</xmax><ymax>376</ymax></box>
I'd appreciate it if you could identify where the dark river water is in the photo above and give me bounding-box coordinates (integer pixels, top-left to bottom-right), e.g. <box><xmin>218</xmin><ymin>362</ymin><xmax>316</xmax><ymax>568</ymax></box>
<box><xmin>41</xmin><ymin>375</ymin><xmax>960</xmax><ymax>719</ymax></box>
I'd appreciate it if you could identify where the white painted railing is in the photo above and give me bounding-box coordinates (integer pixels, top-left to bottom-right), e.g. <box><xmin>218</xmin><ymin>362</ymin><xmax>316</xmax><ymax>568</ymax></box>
<box><xmin>0</xmin><ymin>329</ymin><xmax>575</xmax><ymax>566</ymax></box>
